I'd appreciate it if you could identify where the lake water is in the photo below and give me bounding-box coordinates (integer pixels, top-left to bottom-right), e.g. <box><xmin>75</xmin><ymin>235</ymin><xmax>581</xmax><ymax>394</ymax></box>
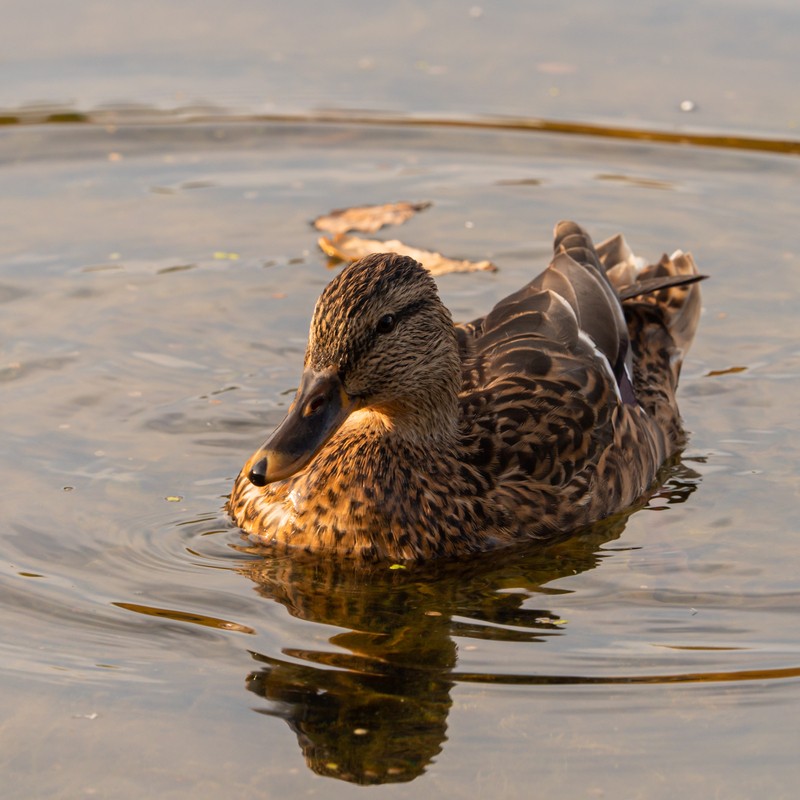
<box><xmin>2</xmin><ymin>2</ymin><xmax>800</xmax><ymax>798</ymax></box>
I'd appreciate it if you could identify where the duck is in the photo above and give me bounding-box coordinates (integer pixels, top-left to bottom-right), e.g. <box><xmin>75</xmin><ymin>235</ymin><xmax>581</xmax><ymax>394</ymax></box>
<box><xmin>229</xmin><ymin>221</ymin><xmax>704</xmax><ymax>561</ymax></box>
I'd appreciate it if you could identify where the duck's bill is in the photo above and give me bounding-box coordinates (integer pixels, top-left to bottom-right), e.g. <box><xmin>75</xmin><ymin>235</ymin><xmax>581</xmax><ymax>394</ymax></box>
<box><xmin>244</xmin><ymin>368</ymin><xmax>359</xmax><ymax>486</ymax></box>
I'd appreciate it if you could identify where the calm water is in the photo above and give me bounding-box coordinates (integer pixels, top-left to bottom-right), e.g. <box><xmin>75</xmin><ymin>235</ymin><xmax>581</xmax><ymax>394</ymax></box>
<box><xmin>4</xmin><ymin>0</ymin><xmax>799</xmax><ymax>138</ymax></box>
<box><xmin>2</xmin><ymin>120</ymin><xmax>799</xmax><ymax>798</ymax></box>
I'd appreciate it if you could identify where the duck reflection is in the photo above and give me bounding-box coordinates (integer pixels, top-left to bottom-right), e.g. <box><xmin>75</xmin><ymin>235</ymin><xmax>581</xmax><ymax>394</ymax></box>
<box><xmin>240</xmin><ymin>461</ymin><xmax>700</xmax><ymax>784</ymax></box>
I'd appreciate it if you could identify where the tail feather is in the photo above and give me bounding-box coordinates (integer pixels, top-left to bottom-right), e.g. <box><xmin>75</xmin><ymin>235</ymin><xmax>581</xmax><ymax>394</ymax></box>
<box><xmin>616</xmin><ymin>272</ymin><xmax>704</xmax><ymax>302</ymax></box>
<box><xmin>598</xmin><ymin>234</ymin><xmax>704</xmax><ymax>363</ymax></box>
<box><xmin>641</xmin><ymin>251</ymin><xmax>704</xmax><ymax>360</ymax></box>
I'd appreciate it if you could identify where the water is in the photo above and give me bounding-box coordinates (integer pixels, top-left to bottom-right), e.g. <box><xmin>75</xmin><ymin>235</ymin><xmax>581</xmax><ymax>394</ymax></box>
<box><xmin>4</xmin><ymin>0</ymin><xmax>799</xmax><ymax>138</ymax></box>
<box><xmin>2</xmin><ymin>119</ymin><xmax>799</xmax><ymax>798</ymax></box>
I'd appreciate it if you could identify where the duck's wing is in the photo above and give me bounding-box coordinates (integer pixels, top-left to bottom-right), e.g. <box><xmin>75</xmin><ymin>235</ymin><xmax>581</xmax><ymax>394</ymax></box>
<box><xmin>459</xmin><ymin>220</ymin><xmax>635</xmax><ymax>402</ymax></box>
<box><xmin>456</xmin><ymin>222</ymin><xmax>635</xmax><ymax>500</ymax></box>
<box><xmin>457</xmin><ymin>221</ymin><xmax>705</xmax><ymax>397</ymax></box>
<box><xmin>456</xmin><ymin>221</ymin><xmax>704</xmax><ymax>506</ymax></box>
<box><xmin>458</xmin><ymin>222</ymin><xmax>700</xmax><ymax>536</ymax></box>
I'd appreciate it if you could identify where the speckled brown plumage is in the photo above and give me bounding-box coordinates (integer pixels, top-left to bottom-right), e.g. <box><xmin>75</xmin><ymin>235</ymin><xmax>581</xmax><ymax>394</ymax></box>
<box><xmin>229</xmin><ymin>221</ymin><xmax>703</xmax><ymax>560</ymax></box>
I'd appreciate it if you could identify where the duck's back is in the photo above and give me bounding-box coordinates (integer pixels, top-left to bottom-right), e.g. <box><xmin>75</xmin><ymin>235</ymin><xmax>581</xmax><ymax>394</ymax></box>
<box><xmin>230</xmin><ymin>220</ymin><xmax>703</xmax><ymax>559</ymax></box>
<box><xmin>455</xmin><ymin>221</ymin><xmax>702</xmax><ymax>540</ymax></box>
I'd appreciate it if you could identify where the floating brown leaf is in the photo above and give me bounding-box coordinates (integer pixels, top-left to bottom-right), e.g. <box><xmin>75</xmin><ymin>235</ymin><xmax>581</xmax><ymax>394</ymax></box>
<box><xmin>318</xmin><ymin>234</ymin><xmax>497</xmax><ymax>276</ymax></box>
<box><xmin>312</xmin><ymin>201</ymin><xmax>432</xmax><ymax>235</ymax></box>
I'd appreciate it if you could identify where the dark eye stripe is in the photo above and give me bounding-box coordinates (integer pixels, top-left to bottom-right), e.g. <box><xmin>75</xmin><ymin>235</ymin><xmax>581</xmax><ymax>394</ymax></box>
<box><xmin>394</xmin><ymin>298</ymin><xmax>427</xmax><ymax>324</ymax></box>
<box><xmin>377</xmin><ymin>299</ymin><xmax>427</xmax><ymax>333</ymax></box>
<box><xmin>339</xmin><ymin>299</ymin><xmax>430</xmax><ymax>378</ymax></box>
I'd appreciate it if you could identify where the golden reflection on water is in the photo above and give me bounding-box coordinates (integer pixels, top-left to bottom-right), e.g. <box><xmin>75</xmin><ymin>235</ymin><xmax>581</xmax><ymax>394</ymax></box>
<box><xmin>3</xmin><ymin>108</ymin><xmax>800</xmax><ymax>156</ymax></box>
<box><xmin>114</xmin><ymin>602</ymin><xmax>256</xmax><ymax>634</ymax></box>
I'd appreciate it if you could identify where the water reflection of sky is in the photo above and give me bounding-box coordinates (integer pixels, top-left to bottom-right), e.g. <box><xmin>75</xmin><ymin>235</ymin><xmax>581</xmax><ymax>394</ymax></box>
<box><xmin>3</xmin><ymin>0</ymin><xmax>799</xmax><ymax>136</ymax></box>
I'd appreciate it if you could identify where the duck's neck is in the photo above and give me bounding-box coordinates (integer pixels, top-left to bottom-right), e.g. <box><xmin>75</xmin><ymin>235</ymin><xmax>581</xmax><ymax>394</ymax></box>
<box><xmin>361</xmin><ymin>400</ymin><xmax>459</xmax><ymax>446</ymax></box>
<box><xmin>335</xmin><ymin>402</ymin><xmax>460</xmax><ymax>471</ymax></box>
<box><xmin>282</xmin><ymin>403</ymin><xmax>464</xmax><ymax>557</ymax></box>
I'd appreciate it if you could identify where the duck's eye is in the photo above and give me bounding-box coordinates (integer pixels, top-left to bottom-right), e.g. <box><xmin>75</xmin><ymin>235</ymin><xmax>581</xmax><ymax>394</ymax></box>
<box><xmin>375</xmin><ymin>314</ymin><xmax>396</xmax><ymax>334</ymax></box>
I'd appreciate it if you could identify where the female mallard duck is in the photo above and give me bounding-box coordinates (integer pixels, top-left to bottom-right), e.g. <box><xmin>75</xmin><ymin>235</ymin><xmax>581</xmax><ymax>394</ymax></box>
<box><xmin>229</xmin><ymin>221</ymin><xmax>703</xmax><ymax>560</ymax></box>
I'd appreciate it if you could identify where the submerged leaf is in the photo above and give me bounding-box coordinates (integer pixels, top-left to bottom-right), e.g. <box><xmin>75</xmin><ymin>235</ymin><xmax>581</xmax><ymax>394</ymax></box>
<box><xmin>318</xmin><ymin>234</ymin><xmax>497</xmax><ymax>276</ymax></box>
<box><xmin>312</xmin><ymin>201</ymin><xmax>431</xmax><ymax>235</ymax></box>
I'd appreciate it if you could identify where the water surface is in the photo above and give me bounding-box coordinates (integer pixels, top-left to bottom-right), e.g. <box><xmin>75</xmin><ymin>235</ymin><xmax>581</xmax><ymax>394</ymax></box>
<box><xmin>3</xmin><ymin>0</ymin><xmax>799</xmax><ymax>140</ymax></box>
<box><xmin>1</xmin><ymin>119</ymin><xmax>799</xmax><ymax>798</ymax></box>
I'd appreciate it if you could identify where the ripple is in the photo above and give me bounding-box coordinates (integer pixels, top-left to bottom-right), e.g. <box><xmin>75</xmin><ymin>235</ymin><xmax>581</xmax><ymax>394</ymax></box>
<box><xmin>4</xmin><ymin>105</ymin><xmax>800</xmax><ymax>155</ymax></box>
<box><xmin>451</xmin><ymin>663</ymin><xmax>800</xmax><ymax>685</ymax></box>
<box><xmin>114</xmin><ymin>602</ymin><xmax>255</xmax><ymax>634</ymax></box>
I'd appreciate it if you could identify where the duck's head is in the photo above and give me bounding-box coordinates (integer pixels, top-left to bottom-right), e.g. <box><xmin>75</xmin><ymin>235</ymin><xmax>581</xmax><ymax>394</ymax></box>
<box><xmin>245</xmin><ymin>253</ymin><xmax>461</xmax><ymax>487</ymax></box>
